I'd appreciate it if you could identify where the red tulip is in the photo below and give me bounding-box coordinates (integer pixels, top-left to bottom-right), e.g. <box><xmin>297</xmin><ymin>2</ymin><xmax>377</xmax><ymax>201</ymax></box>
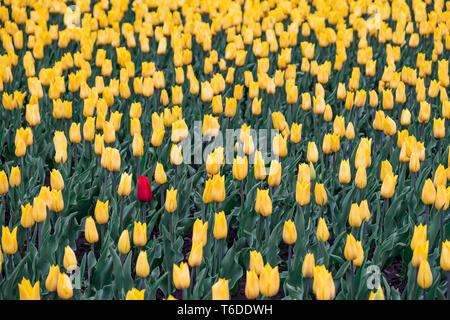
<box><xmin>137</xmin><ymin>176</ymin><xmax>152</xmax><ymax>202</ymax></box>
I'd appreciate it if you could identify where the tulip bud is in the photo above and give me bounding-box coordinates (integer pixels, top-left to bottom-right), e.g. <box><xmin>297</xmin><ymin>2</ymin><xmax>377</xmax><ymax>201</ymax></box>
<box><xmin>355</xmin><ymin>166</ymin><xmax>367</xmax><ymax>189</ymax></box>
<box><xmin>282</xmin><ymin>220</ymin><xmax>297</xmax><ymax>245</ymax></box>
<box><xmin>348</xmin><ymin>203</ymin><xmax>362</xmax><ymax>228</ymax></box>
<box><xmin>302</xmin><ymin>253</ymin><xmax>315</xmax><ymax>278</ymax></box>
<box><xmin>213</xmin><ymin>211</ymin><xmax>227</xmax><ymax>240</ymax></box>
<box><xmin>0</xmin><ymin>171</ymin><xmax>9</xmax><ymax>195</ymax></box>
<box><xmin>212</xmin><ymin>278</ymin><xmax>230</xmax><ymax>300</ymax></box>
<box><xmin>18</xmin><ymin>278</ymin><xmax>40</xmax><ymax>300</ymax></box>
<box><xmin>344</xmin><ymin>233</ymin><xmax>358</xmax><ymax>261</ymax></box>
<box><xmin>165</xmin><ymin>187</ymin><xmax>178</xmax><ymax>213</ymax></box>
<box><xmin>339</xmin><ymin>160</ymin><xmax>351</xmax><ymax>184</ymax></box>
<box><xmin>170</xmin><ymin>144</ymin><xmax>183</xmax><ymax>166</ymax></box>
<box><xmin>192</xmin><ymin>219</ymin><xmax>208</xmax><ymax>247</ymax></box>
<box><xmin>50</xmin><ymin>169</ymin><xmax>64</xmax><ymax>191</ymax></box>
<box><xmin>32</xmin><ymin>196</ymin><xmax>47</xmax><ymax>223</ymax></box>
<box><xmin>137</xmin><ymin>175</ymin><xmax>152</xmax><ymax>202</ymax></box>
<box><xmin>84</xmin><ymin>217</ymin><xmax>98</xmax><ymax>244</ymax></box>
<box><xmin>173</xmin><ymin>261</ymin><xmax>190</xmax><ymax>290</ymax></box>
<box><xmin>188</xmin><ymin>241</ymin><xmax>203</xmax><ymax>267</ymax></box>
<box><xmin>245</xmin><ymin>270</ymin><xmax>260</xmax><ymax>299</ymax></box>
<box><xmin>1</xmin><ymin>226</ymin><xmax>18</xmax><ymax>254</ymax></box>
<box><xmin>381</xmin><ymin>172</ymin><xmax>398</xmax><ymax>199</ymax></box>
<box><xmin>126</xmin><ymin>288</ymin><xmax>145</xmax><ymax>300</ymax></box>
<box><xmin>21</xmin><ymin>203</ymin><xmax>35</xmax><ymax>228</ymax></box>
<box><xmin>412</xmin><ymin>240</ymin><xmax>429</xmax><ymax>268</ymax></box>
<box><xmin>94</xmin><ymin>200</ymin><xmax>109</xmax><ymax>225</ymax></box>
<box><xmin>417</xmin><ymin>259</ymin><xmax>433</xmax><ymax>289</ymax></box>
<box><xmin>440</xmin><ymin>240</ymin><xmax>450</xmax><ymax>271</ymax></box>
<box><xmin>133</xmin><ymin>221</ymin><xmax>147</xmax><ymax>247</ymax></box>
<box><xmin>136</xmin><ymin>251</ymin><xmax>150</xmax><ymax>278</ymax></box>
<box><xmin>9</xmin><ymin>166</ymin><xmax>21</xmax><ymax>187</ymax></box>
<box><xmin>316</xmin><ymin>217</ymin><xmax>329</xmax><ymax>242</ymax></box>
<box><xmin>118</xmin><ymin>172</ymin><xmax>132</xmax><ymax>196</ymax></box>
<box><xmin>57</xmin><ymin>272</ymin><xmax>73</xmax><ymax>300</ymax></box>
<box><xmin>45</xmin><ymin>265</ymin><xmax>60</xmax><ymax>292</ymax></box>
<box><xmin>63</xmin><ymin>246</ymin><xmax>77</xmax><ymax>272</ymax></box>
<box><xmin>314</xmin><ymin>183</ymin><xmax>327</xmax><ymax>206</ymax></box>
<box><xmin>353</xmin><ymin>240</ymin><xmax>365</xmax><ymax>267</ymax></box>
<box><xmin>117</xmin><ymin>229</ymin><xmax>131</xmax><ymax>255</ymax></box>
<box><xmin>232</xmin><ymin>156</ymin><xmax>248</xmax><ymax>181</ymax></box>
<box><xmin>267</xmin><ymin>160</ymin><xmax>282</xmax><ymax>187</ymax></box>
<box><xmin>69</xmin><ymin>123</ymin><xmax>81</xmax><ymax>144</ymax></box>
<box><xmin>421</xmin><ymin>179</ymin><xmax>436</xmax><ymax>205</ymax></box>
<box><xmin>259</xmin><ymin>263</ymin><xmax>280</xmax><ymax>298</ymax></box>
<box><xmin>307</xmin><ymin>141</ymin><xmax>319</xmax><ymax>163</ymax></box>
<box><xmin>255</xmin><ymin>188</ymin><xmax>272</xmax><ymax>217</ymax></box>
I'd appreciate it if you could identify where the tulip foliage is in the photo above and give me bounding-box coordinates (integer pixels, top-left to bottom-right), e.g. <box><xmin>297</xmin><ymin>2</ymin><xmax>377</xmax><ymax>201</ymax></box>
<box><xmin>0</xmin><ymin>0</ymin><xmax>449</xmax><ymax>301</ymax></box>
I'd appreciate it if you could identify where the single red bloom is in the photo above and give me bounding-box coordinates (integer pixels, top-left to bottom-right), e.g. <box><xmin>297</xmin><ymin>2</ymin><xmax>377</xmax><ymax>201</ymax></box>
<box><xmin>137</xmin><ymin>175</ymin><xmax>152</xmax><ymax>202</ymax></box>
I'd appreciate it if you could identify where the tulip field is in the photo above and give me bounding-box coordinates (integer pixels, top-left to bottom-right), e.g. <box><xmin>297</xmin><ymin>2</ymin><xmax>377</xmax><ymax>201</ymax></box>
<box><xmin>1</xmin><ymin>0</ymin><xmax>450</xmax><ymax>301</ymax></box>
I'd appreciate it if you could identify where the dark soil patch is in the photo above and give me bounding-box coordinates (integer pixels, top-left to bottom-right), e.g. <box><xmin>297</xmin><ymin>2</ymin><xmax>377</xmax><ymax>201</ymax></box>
<box><xmin>383</xmin><ymin>255</ymin><xmax>407</xmax><ymax>294</ymax></box>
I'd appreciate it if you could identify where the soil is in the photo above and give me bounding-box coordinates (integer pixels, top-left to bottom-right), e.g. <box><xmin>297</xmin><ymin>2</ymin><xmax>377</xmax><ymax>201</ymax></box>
<box><xmin>383</xmin><ymin>255</ymin><xmax>407</xmax><ymax>294</ymax></box>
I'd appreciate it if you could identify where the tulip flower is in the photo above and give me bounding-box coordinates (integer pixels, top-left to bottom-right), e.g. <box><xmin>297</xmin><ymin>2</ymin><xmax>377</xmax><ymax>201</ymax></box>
<box><xmin>417</xmin><ymin>259</ymin><xmax>433</xmax><ymax>294</ymax></box>
<box><xmin>18</xmin><ymin>278</ymin><xmax>40</xmax><ymax>300</ymax></box>
<box><xmin>348</xmin><ymin>203</ymin><xmax>362</xmax><ymax>228</ymax></box>
<box><xmin>316</xmin><ymin>217</ymin><xmax>329</xmax><ymax>243</ymax></box>
<box><xmin>117</xmin><ymin>229</ymin><xmax>131</xmax><ymax>255</ymax></box>
<box><xmin>63</xmin><ymin>246</ymin><xmax>77</xmax><ymax>272</ymax></box>
<box><xmin>412</xmin><ymin>240</ymin><xmax>429</xmax><ymax>269</ymax></box>
<box><xmin>410</xmin><ymin>224</ymin><xmax>427</xmax><ymax>251</ymax></box>
<box><xmin>2</xmin><ymin>226</ymin><xmax>17</xmax><ymax>255</ymax></box>
<box><xmin>173</xmin><ymin>261</ymin><xmax>190</xmax><ymax>293</ymax></box>
<box><xmin>212</xmin><ymin>278</ymin><xmax>230</xmax><ymax>300</ymax></box>
<box><xmin>381</xmin><ymin>172</ymin><xmax>398</xmax><ymax>199</ymax></box>
<box><xmin>267</xmin><ymin>160</ymin><xmax>282</xmax><ymax>188</ymax></box>
<box><xmin>314</xmin><ymin>183</ymin><xmax>327</xmax><ymax>207</ymax></box>
<box><xmin>259</xmin><ymin>263</ymin><xmax>279</xmax><ymax>298</ymax></box>
<box><xmin>192</xmin><ymin>219</ymin><xmax>208</xmax><ymax>247</ymax></box>
<box><xmin>249</xmin><ymin>250</ymin><xmax>264</xmax><ymax>276</ymax></box>
<box><xmin>57</xmin><ymin>272</ymin><xmax>73</xmax><ymax>300</ymax></box>
<box><xmin>20</xmin><ymin>203</ymin><xmax>35</xmax><ymax>230</ymax></box>
<box><xmin>94</xmin><ymin>200</ymin><xmax>109</xmax><ymax>226</ymax></box>
<box><xmin>188</xmin><ymin>241</ymin><xmax>203</xmax><ymax>268</ymax></box>
<box><xmin>302</xmin><ymin>253</ymin><xmax>315</xmax><ymax>279</ymax></box>
<box><xmin>307</xmin><ymin>141</ymin><xmax>319</xmax><ymax>163</ymax></box>
<box><xmin>126</xmin><ymin>288</ymin><xmax>145</xmax><ymax>300</ymax></box>
<box><xmin>45</xmin><ymin>265</ymin><xmax>60</xmax><ymax>292</ymax></box>
<box><xmin>85</xmin><ymin>217</ymin><xmax>99</xmax><ymax>244</ymax></box>
<box><xmin>245</xmin><ymin>270</ymin><xmax>260</xmax><ymax>300</ymax></box>
<box><xmin>421</xmin><ymin>179</ymin><xmax>436</xmax><ymax>224</ymax></box>
<box><xmin>136</xmin><ymin>250</ymin><xmax>150</xmax><ymax>279</ymax></box>
<box><xmin>0</xmin><ymin>171</ymin><xmax>9</xmax><ymax>195</ymax></box>
<box><xmin>254</xmin><ymin>150</ymin><xmax>267</xmax><ymax>181</ymax></box>
<box><xmin>50</xmin><ymin>169</ymin><xmax>64</xmax><ymax>191</ymax></box>
<box><xmin>133</xmin><ymin>221</ymin><xmax>147</xmax><ymax>247</ymax></box>
<box><xmin>313</xmin><ymin>265</ymin><xmax>335</xmax><ymax>300</ymax></box>
<box><xmin>213</xmin><ymin>211</ymin><xmax>227</xmax><ymax>240</ymax></box>
<box><xmin>369</xmin><ymin>287</ymin><xmax>385</xmax><ymax>300</ymax></box>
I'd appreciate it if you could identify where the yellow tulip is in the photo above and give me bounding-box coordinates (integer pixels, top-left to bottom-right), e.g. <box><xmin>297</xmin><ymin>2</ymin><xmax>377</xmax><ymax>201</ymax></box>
<box><xmin>245</xmin><ymin>270</ymin><xmax>260</xmax><ymax>299</ymax></box>
<box><xmin>126</xmin><ymin>288</ymin><xmax>145</xmax><ymax>300</ymax></box>
<box><xmin>316</xmin><ymin>217</ymin><xmax>330</xmax><ymax>242</ymax></box>
<box><xmin>213</xmin><ymin>211</ymin><xmax>227</xmax><ymax>240</ymax></box>
<box><xmin>45</xmin><ymin>265</ymin><xmax>60</xmax><ymax>292</ymax></box>
<box><xmin>57</xmin><ymin>272</ymin><xmax>73</xmax><ymax>300</ymax></box>
<box><xmin>173</xmin><ymin>262</ymin><xmax>190</xmax><ymax>290</ymax></box>
<box><xmin>133</xmin><ymin>221</ymin><xmax>147</xmax><ymax>247</ymax></box>
<box><xmin>417</xmin><ymin>259</ymin><xmax>433</xmax><ymax>289</ymax></box>
<box><xmin>18</xmin><ymin>278</ymin><xmax>40</xmax><ymax>300</ymax></box>
<box><xmin>1</xmin><ymin>226</ymin><xmax>18</xmax><ymax>254</ymax></box>
<box><xmin>136</xmin><ymin>251</ymin><xmax>150</xmax><ymax>278</ymax></box>
<box><xmin>212</xmin><ymin>278</ymin><xmax>230</xmax><ymax>300</ymax></box>
<box><xmin>84</xmin><ymin>217</ymin><xmax>98</xmax><ymax>244</ymax></box>
<box><xmin>165</xmin><ymin>187</ymin><xmax>178</xmax><ymax>213</ymax></box>
<box><xmin>188</xmin><ymin>241</ymin><xmax>203</xmax><ymax>267</ymax></box>
<box><xmin>259</xmin><ymin>263</ymin><xmax>279</xmax><ymax>298</ymax></box>
<box><xmin>118</xmin><ymin>230</ymin><xmax>131</xmax><ymax>255</ymax></box>
<box><xmin>63</xmin><ymin>246</ymin><xmax>77</xmax><ymax>272</ymax></box>
<box><xmin>282</xmin><ymin>220</ymin><xmax>297</xmax><ymax>245</ymax></box>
